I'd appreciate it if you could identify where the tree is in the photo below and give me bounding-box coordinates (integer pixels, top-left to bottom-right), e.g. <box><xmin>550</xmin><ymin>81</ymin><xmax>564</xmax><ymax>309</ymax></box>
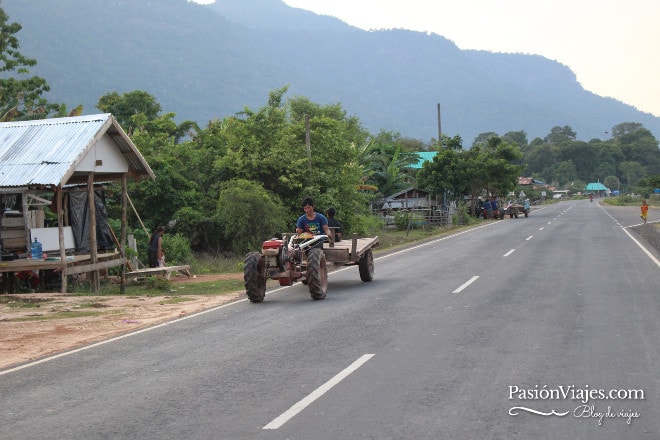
<box><xmin>97</xmin><ymin>90</ymin><xmax>162</xmax><ymax>133</ymax></box>
<box><xmin>418</xmin><ymin>138</ymin><xmax>522</xmax><ymax>215</ymax></box>
<box><xmin>502</xmin><ymin>131</ymin><xmax>528</xmax><ymax>148</ymax></box>
<box><xmin>544</xmin><ymin>125</ymin><xmax>577</xmax><ymax>145</ymax></box>
<box><xmin>472</xmin><ymin>132</ymin><xmax>498</xmax><ymax>148</ymax></box>
<box><xmin>215</xmin><ymin>179</ymin><xmax>288</xmax><ymax>254</ymax></box>
<box><xmin>554</xmin><ymin>160</ymin><xmax>577</xmax><ymax>187</ymax></box>
<box><xmin>361</xmin><ymin>141</ymin><xmax>417</xmax><ymax>199</ymax></box>
<box><xmin>618</xmin><ymin>161</ymin><xmax>646</xmax><ymax>188</ymax></box>
<box><xmin>603</xmin><ymin>175</ymin><xmax>620</xmax><ymax>193</ymax></box>
<box><xmin>611</xmin><ymin>122</ymin><xmax>644</xmax><ymax>139</ymax></box>
<box><xmin>0</xmin><ymin>7</ymin><xmax>61</xmax><ymax>120</ymax></box>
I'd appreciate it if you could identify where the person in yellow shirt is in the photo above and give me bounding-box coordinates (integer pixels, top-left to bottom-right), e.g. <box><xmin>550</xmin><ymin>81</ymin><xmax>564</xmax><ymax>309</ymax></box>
<box><xmin>640</xmin><ymin>200</ymin><xmax>649</xmax><ymax>224</ymax></box>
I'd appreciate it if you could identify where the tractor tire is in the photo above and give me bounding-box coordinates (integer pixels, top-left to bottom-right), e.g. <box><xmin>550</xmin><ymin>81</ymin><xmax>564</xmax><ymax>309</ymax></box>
<box><xmin>244</xmin><ymin>251</ymin><xmax>266</xmax><ymax>303</ymax></box>
<box><xmin>306</xmin><ymin>248</ymin><xmax>327</xmax><ymax>300</ymax></box>
<box><xmin>524</xmin><ymin>210</ymin><xmax>529</xmax><ymax>217</ymax></box>
<box><xmin>358</xmin><ymin>249</ymin><xmax>374</xmax><ymax>282</ymax></box>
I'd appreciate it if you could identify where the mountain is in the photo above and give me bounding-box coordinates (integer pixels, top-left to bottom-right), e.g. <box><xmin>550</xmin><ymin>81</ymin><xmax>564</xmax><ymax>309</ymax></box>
<box><xmin>2</xmin><ymin>0</ymin><xmax>659</xmax><ymax>144</ymax></box>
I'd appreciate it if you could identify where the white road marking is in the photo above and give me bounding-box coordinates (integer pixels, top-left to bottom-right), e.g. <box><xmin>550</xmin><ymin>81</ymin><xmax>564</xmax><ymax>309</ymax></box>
<box><xmin>452</xmin><ymin>276</ymin><xmax>479</xmax><ymax>294</ymax></box>
<box><xmin>263</xmin><ymin>354</ymin><xmax>375</xmax><ymax>430</ymax></box>
<box><xmin>503</xmin><ymin>249</ymin><xmax>515</xmax><ymax>257</ymax></box>
<box><xmin>539</xmin><ymin>227</ymin><xmax>544</xmax><ymax>231</ymax></box>
<box><xmin>526</xmin><ymin>236</ymin><xmax>533</xmax><ymax>241</ymax></box>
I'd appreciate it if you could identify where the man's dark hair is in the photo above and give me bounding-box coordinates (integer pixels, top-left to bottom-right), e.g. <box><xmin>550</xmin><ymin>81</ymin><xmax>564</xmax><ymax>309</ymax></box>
<box><xmin>302</xmin><ymin>197</ymin><xmax>314</xmax><ymax>207</ymax></box>
<box><xmin>327</xmin><ymin>207</ymin><xmax>336</xmax><ymax>217</ymax></box>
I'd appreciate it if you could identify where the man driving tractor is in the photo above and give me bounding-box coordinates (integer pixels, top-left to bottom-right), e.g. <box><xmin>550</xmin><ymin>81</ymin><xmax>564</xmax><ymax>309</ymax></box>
<box><xmin>296</xmin><ymin>197</ymin><xmax>331</xmax><ymax>237</ymax></box>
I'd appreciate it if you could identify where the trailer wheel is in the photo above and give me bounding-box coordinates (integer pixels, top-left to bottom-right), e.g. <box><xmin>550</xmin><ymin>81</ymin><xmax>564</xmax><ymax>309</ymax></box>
<box><xmin>524</xmin><ymin>210</ymin><xmax>529</xmax><ymax>217</ymax></box>
<box><xmin>244</xmin><ymin>252</ymin><xmax>266</xmax><ymax>303</ymax></box>
<box><xmin>358</xmin><ymin>249</ymin><xmax>374</xmax><ymax>282</ymax></box>
<box><xmin>306</xmin><ymin>248</ymin><xmax>327</xmax><ymax>300</ymax></box>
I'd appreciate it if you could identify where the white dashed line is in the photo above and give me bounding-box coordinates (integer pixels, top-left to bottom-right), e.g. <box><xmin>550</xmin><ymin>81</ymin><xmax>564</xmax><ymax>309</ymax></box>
<box><xmin>452</xmin><ymin>276</ymin><xmax>479</xmax><ymax>294</ymax></box>
<box><xmin>263</xmin><ymin>354</ymin><xmax>375</xmax><ymax>429</ymax></box>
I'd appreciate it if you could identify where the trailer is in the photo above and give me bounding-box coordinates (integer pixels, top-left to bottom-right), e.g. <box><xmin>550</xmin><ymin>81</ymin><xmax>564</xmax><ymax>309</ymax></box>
<box><xmin>244</xmin><ymin>233</ymin><xmax>379</xmax><ymax>302</ymax></box>
<box><xmin>504</xmin><ymin>199</ymin><xmax>531</xmax><ymax>218</ymax></box>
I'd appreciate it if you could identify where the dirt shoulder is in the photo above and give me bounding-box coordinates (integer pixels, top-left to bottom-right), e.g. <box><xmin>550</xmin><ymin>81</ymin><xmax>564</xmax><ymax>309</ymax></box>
<box><xmin>0</xmin><ymin>274</ymin><xmax>244</xmax><ymax>370</ymax></box>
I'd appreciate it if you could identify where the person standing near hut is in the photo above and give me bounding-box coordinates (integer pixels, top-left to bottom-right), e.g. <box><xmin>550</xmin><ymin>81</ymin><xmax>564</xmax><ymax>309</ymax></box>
<box><xmin>147</xmin><ymin>226</ymin><xmax>165</xmax><ymax>268</ymax></box>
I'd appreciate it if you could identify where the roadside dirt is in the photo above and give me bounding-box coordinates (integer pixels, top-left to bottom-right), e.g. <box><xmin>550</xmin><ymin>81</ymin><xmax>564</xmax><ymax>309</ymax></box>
<box><xmin>0</xmin><ymin>274</ymin><xmax>245</xmax><ymax>370</ymax></box>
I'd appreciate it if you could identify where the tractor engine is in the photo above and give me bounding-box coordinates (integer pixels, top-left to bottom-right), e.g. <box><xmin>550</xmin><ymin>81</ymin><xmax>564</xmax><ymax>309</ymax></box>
<box><xmin>261</xmin><ymin>238</ymin><xmax>301</xmax><ymax>285</ymax></box>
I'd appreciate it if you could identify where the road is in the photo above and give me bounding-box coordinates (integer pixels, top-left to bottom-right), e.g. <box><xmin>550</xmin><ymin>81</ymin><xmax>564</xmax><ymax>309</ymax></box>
<box><xmin>1</xmin><ymin>200</ymin><xmax>658</xmax><ymax>439</ymax></box>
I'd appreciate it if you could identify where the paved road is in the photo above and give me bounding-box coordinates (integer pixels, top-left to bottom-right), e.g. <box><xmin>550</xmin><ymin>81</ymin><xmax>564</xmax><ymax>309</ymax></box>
<box><xmin>2</xmin><ymin>200</ymin><xmax>658</xmax><ymax>439</ymax></box>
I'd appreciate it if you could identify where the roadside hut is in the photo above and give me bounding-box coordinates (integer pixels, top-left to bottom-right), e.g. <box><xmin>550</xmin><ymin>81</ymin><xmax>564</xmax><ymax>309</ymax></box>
<box><xmin>0</xmin><ymin>114</ymin><xmax>155</xmax><ymax>293</ymax></box>
<box><xmin>585</xmin><ymin>182</ymin><xmax>608</xmax><ymax>197</ymax></box>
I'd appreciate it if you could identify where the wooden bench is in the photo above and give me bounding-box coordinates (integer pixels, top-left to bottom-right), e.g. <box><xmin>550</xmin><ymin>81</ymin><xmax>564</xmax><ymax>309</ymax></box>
<box><xmin>126</xmin><ymin>265</ymin><xmax>191</xmax><ymax>281</ymax></box>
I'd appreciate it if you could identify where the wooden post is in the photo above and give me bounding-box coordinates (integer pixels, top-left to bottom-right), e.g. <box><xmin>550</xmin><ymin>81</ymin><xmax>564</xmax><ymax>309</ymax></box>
<box><xmin>87</xmin><ymin>173</ymin><xmax>99</xmax><ymax>291</ymax></box>
<box><xmin>120</xmin><ymin>174</ymin><xmax>127</xmax><ymax>294</ymax></box>
<box><xmin>57</xmin><ymin>185</ymin><xmax>67</xmax><ymax>294</ymax></box>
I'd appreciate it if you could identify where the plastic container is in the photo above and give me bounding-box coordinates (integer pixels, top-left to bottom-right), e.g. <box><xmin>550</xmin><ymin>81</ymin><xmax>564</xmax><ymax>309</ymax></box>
<box><xmin>31</xmin><ymin>237</ymin><xmax>43</xmax><ymax>260</ymax></box>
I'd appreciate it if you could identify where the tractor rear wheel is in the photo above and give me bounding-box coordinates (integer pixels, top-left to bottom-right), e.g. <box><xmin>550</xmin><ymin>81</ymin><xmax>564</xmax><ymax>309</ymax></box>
<box><xmin>358</xmin><ymin>249</ymin><xmax>374</xmax><ymax>282</ymax></box>
<box><xmin>244</xmin><ymin>251</ymin><xmax>266</xmax><ymax>303</ymax></box>
<box><xmin>306</xmin><ymin>248</ymin><xmax>327</xmax><ymax>300</ymax></box>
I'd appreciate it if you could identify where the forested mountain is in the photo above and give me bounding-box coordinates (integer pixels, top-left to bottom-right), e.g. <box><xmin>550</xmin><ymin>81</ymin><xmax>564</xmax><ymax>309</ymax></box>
<box><xmin>2</xmin><ymin>0</ymin><xmax>660</xmax><ymax>144</ymax></box>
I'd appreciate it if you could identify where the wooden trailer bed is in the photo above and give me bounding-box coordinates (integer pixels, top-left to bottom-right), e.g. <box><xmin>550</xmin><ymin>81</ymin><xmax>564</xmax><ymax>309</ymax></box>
<box><xmin>322</xmin><ymin>234</ymin><xmax>379</xmax><ymax>264</ymax></box>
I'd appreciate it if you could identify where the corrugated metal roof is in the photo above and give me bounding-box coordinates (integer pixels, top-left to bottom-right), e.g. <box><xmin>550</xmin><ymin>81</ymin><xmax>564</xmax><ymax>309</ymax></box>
<box><xmin>410</xmin><ymin>151</ymin><xmax>437</xmax><ymax>169</ymax></box>
<box><xmin>585</xmin><ymin>182</ymin><xmax>608</xmax><ymax>191</ymax></box>
<box><xmin>0</xmin><ymin>113</ymin><xmax>155</xmax><ymax>188</ymax></box>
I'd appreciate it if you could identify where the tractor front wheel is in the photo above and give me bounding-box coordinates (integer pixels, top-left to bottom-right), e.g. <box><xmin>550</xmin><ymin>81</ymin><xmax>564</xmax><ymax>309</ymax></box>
<box><xmin>244</xmin><ymin>251</ymin><xmax>266</xmax><ymax>303</ymax></box>
<box><xmin>306</xmin><ymin>248</ymin><xmax>327</xmax><ymax>300</ymax></box>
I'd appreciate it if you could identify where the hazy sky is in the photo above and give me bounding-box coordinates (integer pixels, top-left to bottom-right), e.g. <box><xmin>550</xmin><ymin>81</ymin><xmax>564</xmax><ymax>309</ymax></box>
<box><xmin>194</xmin><ymin>0</ymin><xmax>660</xmax><ymax>117</ymax></box>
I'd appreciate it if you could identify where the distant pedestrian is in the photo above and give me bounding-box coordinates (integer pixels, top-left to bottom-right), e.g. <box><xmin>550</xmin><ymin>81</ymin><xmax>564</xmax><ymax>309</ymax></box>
<box><xmin>483</xmin><ymin>199</ymin><xmax>493</xmax><ymax>219</ymax></box>
<box><xmin>640</xmin><ymin>200</ymin><xmax>649</xmax><ymax>224</ymax></box>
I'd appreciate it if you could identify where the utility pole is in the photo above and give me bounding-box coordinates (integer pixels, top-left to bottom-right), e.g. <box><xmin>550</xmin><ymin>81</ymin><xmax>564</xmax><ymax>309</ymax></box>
<box><xmin>305</xmin><ymin>114</ymin><xmax>311</xmax><ymax>170</ymax></box>
<box><xmin>437</xmin><ymin>102</ymin><xmax>446</xmax><ymax>208</ymax></box>
<box><xmin>437</xmin><ymin>103</ymin><xmax>442</xmax><ymax>146</ymax></box>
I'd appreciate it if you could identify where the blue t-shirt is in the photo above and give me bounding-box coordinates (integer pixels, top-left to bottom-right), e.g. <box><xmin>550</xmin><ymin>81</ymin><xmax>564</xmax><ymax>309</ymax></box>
<box><xmin>296</xmin><ymin>213</ymin><xmax>328</xmax><ymax>235</ymax></box>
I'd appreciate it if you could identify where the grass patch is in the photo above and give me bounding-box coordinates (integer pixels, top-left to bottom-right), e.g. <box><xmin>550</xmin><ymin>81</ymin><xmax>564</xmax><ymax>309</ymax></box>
<box><xmin>158</xmin><ymin>296</ymin><xmax>196</xmax><ymax>305</ymax></box>
<box><xmin>66</xmin><ymin>277</ymin><xmax>245</xmax><ymax>298</ymax></box>
<box><xmin>0</xmin><ymin>295</ymin><xmax>53</xmax><ymax>309</ymax></box>
<box><xmin>7</xmin><ymin>310</ymin><xmax>103</xmax><ymax>322</ymax></box>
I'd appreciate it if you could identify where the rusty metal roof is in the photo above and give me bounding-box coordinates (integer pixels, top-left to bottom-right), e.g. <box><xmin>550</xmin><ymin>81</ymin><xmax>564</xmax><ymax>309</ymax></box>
<box><xmin>0</xmin><ymin>113</ymin><xmax>155</xmax><ymax>189</ymax></box>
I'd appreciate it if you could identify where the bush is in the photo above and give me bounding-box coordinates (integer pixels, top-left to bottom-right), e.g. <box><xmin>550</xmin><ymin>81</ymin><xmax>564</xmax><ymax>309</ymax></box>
<box><xmin>162</xmin><ymin>232</ymin><xmax>192</xmax><ymax>265</ymax></box>
<box><xmin>215</xmin><ymin>179</ymin><xmax>289</xmax><ymax>255</ymax></box>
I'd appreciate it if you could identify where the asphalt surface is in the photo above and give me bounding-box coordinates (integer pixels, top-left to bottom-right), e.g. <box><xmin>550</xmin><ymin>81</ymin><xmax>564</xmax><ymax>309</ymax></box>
<box><xmin>1</xmin><ymin>200</ymin><xmax>658</xmax><ymax>439</ymax></box>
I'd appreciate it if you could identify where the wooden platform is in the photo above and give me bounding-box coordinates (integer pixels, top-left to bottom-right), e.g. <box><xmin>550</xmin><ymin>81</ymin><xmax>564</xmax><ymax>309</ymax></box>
<box><xmin>322</xmin><ymin>235</ymin><xmax>379</xmax><ymax>264</ymax></box>
<box><xmin>126</xmin><ymin>265</ymin><xmax>192</xmax><ymax>280</ymax></box>
<box><xmin>0</xmin><ymin>252</ymin><xmax>126</xmax><ymax>293</ymax></box>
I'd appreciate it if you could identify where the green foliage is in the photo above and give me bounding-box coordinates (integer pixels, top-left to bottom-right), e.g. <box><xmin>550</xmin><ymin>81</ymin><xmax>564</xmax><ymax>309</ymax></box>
<box><xmin>418</xmin><ymin>136</ymin><xmax>523</xmax><ymax>208</ymax></box>
<box><xmin>393</xmin><ymin>211</ymin><xmax>426</xmax><ymax>231</ymax></box>
<box><xmin>215</xmin><ymin>179</ymin><xmax>289</xmax><ymax>255</ymax></box>
<box><xmin>0</xmin><ymin>8</ymin><xmax>62</xmax><ymax>120</ymax></box>
<box><xmin>146</xmin><ymin>276</ymin><xmax>173</xmax><ymax>292</ymax></box>
<box><xmin>96</xmin><ymin>90</ymin><xmax>162</xmax><ymax>133</ymax></box>
<box><xmin>162</xmin><ymin>232</ymin><xmax>192</xmax><ymax>265</ymax></box>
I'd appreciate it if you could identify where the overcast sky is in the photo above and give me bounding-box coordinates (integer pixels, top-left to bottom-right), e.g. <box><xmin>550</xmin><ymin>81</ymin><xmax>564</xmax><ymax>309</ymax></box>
<box><xmin>194</xmin><ymin>0</ymin><xmax>660</xmax><ymax>118</ymax></box>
